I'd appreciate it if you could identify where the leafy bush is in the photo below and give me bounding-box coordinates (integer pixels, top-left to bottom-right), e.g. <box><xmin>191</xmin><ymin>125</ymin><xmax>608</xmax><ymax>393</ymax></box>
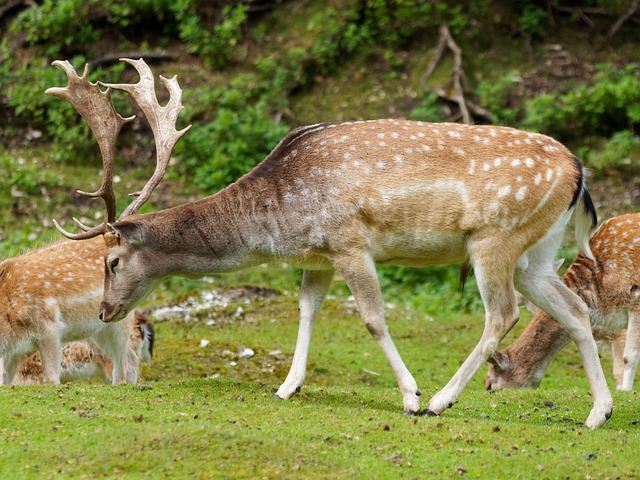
<box><xmin>523</xmin><ymin>63</ymin><xmax>640</xmax><ymax>139</ymax></box>
<box><xmin>409</xmin><ymin>92</ymin><xmax>447</xmax><ymax>122</ymax></box>
<box><xmin>378</xmin><ymin>264</ymin><xmax>483</xmax><ymax>316</ymax></box>
<box><xmin>12</xmin><ymin>0</ymin><xmax>98</xmax><ymax>56</ymax></box>
<box><xmin>579</xmin><ymin>130</ymin><xmax>640</xmax><ymax>173</ymax></box>
<box><xmin>174</xmin><ymin>79</ymin><xmax>289</xmax><ymax>192</ymax></box>
<box><xmin>174</xmin><ymin>1</ymin><xmax>249</xmax><ymax>68</ymax></box>
<box><xmin>519</xmin><ymin>3</ymin><xmax>548</xmax><ymax>37</ymax></box>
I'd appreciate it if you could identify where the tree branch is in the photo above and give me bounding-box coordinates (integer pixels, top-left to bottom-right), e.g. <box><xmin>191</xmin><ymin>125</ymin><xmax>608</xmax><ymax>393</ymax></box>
<box><xmin>608</xmin><ymin>0</ymin><xmax>639</xmax><ymax>37</ymax></box>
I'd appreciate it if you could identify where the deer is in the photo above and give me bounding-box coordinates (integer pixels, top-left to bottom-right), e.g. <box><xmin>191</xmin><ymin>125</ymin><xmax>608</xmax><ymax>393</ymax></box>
<box><xmin>47</xmin><ymin>57</ymin><xmax>613</xmax><ymax>429</ymax></box>
<box><xmin>7</xmin><ymin>311</ymin><xmax>154</xmax><ymax>385</ymax></box>
<box><xmin>486</xmin><ymin>213</ymin><xmax>640</xmax><ymax>392</ymax></box>
<box><xmin>0</xmin><ymin>236</ymin><xmax>141</xmax><ymax>385</ymax></box>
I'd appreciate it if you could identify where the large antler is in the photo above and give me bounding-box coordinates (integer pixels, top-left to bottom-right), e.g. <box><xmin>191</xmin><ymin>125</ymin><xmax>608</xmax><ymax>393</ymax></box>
<box><xmin>103</xmin><ymin>58</ymin><xmax>191</xmax><ymax>219</ymax></box>
<box><xmin>48</xmin><ymin>58</ymin><xmax>191</xmax><ymax>239</ymax></box>
<box><xmin>47</xmin><ymin>60</ymin><xmax>134</xmax><ymax>239</ymax></box>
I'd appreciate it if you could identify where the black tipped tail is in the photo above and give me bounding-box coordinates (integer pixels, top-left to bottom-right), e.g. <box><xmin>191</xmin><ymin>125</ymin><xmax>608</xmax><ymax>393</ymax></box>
<box><xmin>571</xmin><ymin>156</ymin><xmax>597</xmax><ymax>260</ymax></box>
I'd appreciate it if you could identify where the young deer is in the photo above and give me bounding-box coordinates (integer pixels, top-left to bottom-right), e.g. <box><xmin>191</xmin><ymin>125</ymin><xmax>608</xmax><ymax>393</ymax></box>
<box><xmin>486</xmin><ymin>213</ymin><xmax>640</xmax><ymax>392</ymax></box>
<box><xmin>9</xmin><ymin>311</ymin><xmax>154</xmax><ymax>385</ymax></box>
<box><xmin>0</xmin><ymin>236</ymin><xmax>141</xmax><ymax>385</ymax></box>
<box><xmin>49</xmin><ymin>58</ymin><xmax>612</xmax><ymax>428</ymax></box>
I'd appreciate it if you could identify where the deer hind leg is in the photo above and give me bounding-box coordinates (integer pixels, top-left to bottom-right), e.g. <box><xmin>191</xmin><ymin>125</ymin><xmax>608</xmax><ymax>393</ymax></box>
<box><xmin>611</xmin><ymin>330</ymin><xmax>626</xmax><ymax>389</ymax></box>
<box><xmin>276</xmin><ymin>269</ymin><xmax>334</xmax><ymax>400</ymax></box>
<box><xmin>514</xmin><ymin>232</ymin><xmax>613</xmax><ymax>429</ymax></box>
<box><xmin>334</xmin><ymin>254</ymin><xmax>421</xmax><ymax>414</ymax></box>
<box><xmin>426</xmin><ymin>252</ymin><xmax>519</xmax><ymax>416</ymax></box>
<box><xmin>620</xmin><ymin>310</ymin><xmax>640</xmax><ymax>391</ymax></box>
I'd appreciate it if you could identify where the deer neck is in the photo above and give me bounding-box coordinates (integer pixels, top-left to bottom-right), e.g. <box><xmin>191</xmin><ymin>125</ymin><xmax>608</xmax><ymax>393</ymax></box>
<box><xmin>134</xmin><ymin>179</ymin><xmax>307</xmax><ymax>277</ymax></box>
<box><xmin>504</xmin><ymin>309</ymin><xmax>572</xmax><ymax>387</ymax></box>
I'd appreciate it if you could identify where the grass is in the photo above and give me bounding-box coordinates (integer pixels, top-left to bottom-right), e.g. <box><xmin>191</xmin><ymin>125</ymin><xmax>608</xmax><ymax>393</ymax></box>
<box><xmin>0</xmin><ymin>281</ymin><xmax>637</xmax><ymax>479</ymax></box>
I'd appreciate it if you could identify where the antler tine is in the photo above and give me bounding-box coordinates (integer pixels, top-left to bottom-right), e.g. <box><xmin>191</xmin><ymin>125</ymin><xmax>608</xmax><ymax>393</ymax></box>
<box><xmin>102</xmin><ymin>58</ymin><xmax>191</xmax><ymax>219</ymax></box>
<box><xmin>46</xmin><ymin>60</ymin><xmax>135</xmax><ymax>239</ymax></box>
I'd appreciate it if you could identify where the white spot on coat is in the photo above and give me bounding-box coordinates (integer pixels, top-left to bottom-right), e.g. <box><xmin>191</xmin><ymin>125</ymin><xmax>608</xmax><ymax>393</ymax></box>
<box><xmin>497</xmin><ymin>185</ymin><xmax>511</xmax><ymax>198</ymax></box>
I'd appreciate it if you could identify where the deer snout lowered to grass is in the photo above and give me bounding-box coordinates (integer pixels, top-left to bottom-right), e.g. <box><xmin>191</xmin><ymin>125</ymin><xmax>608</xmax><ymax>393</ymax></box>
<box><xmin>48</xmin><ymin>58</ymin><xmax>612</xmax><ymax>429</ymax></box>
<box><xmin>486</xmin><ymin>212</ymin><xmax>640</xmax><ymax>393</ymax></box>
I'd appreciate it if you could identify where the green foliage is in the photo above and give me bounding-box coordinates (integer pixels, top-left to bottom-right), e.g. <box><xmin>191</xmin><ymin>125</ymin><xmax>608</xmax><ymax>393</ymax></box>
<box><xmin>174</xmin><ymin>1</ymin><xmax>249</xmax><ymax>68</ymax></box>
<box><xmin>379</xmin><ymin>264</ymin><xmax>484</xmax><ymax>317</ymax></box>
<box><xmin>173</xmin><ymin>78</ymin><xmax>290</xmax><ymax>192</ymax></box>
<box><xmin>519</xmin><ymin>3</ymin><xmax>549</xmax><ymax>37</ymax></box>
<box><xmin>579</xmin><ymin>130</ymin><xmax>640</xmax><ymax>173</ymax></box>
<box><xmin>523</xmin><ymin>63</ymin><xmax>640</xmax><ymax>139</ymax></box>
<box><xmin>408</xmin><ymin>92</ymin><xmax>447</xmax><ymax>122</ymax></box>
<box><xmin>174</xmin><ymin>105</ymin><xmax>289</xmax><ymax>192</ymax></box>
<box><xmin>12</xmin><ymin>0</ymin><xmax>98</xmax><ymax>56</ymax></box>
<box><xmin>476</xmin><ymin>71</ymin><xmax>524</xmax><ymax>125</ymax></box>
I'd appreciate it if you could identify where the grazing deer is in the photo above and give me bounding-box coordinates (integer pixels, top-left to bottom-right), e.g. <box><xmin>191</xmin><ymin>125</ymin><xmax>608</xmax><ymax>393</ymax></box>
<box><xmin>8</xmin><ymin>311</ymin><xmax>154</xmax><ymax>385</ymax></box>
<box><xmin>486</xmin><ymin>213</ymin><xmax>640</xmax><ymax>392</ymax></box>
<box><xmin>0</xmin><ymin>236</ymin><xmax>141</xmax><ymax>385</ymax></box>
<box><xmin>48</xmin><ymin>58</ymin><xmax>612</xmax><ymax>428</ymax></box>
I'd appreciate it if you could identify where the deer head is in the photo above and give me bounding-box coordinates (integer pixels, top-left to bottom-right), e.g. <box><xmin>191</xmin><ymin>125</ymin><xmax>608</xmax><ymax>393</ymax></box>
<box><xmin>48</xmin><ymin>58</ymin><xmax>191</xmax><ymax>320</ymax></box>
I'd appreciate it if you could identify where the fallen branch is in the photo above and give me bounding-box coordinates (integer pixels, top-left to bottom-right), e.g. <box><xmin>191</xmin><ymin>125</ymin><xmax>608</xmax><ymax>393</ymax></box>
<box><xmin>554</xmin><ymin>4</ymin><xmax>640</xmax><ymax>31</ymax></box>
<box><xmin>430</xmin><ymin>88</ymin><xmax>493</xmax><ymax>123</ymax></box>
<box><xmin>420</xmin><ymin>23</ymin><xmax>471</xmax><ymax>124</ymax></box>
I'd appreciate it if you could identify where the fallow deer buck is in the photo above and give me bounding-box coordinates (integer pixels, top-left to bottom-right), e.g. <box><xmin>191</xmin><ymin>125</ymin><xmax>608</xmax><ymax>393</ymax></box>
<box><xmin>486</xmin><ymin>213</ymin><xmax>640</xmax><ymax>392</ymax></box>
<box><xmin>7</xmin><ymin>311</ymin><xmax>154</xmax><ymax>385</ymax></box>
<box><xmin>49</xmin><ymin>58</ymin><xmax>613</xmax><ymax>428</ymax></box>
<box><xmin>0</xmin><ymin>236</ymin><xmax>141</xmax><ymax>385</ymax></box>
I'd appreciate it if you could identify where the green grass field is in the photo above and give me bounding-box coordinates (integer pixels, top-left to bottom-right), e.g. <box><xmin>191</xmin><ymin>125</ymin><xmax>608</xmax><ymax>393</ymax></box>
<box><xmin>0</xmin><ymin>273</ymin><xmax>637</xmax><ymax>479</ymax></box>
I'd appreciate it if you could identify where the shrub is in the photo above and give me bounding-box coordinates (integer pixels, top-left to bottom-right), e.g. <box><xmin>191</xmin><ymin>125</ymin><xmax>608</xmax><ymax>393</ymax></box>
<box><xmin>523</xmin><ymin>63</ymin><xmax>640</xmax><ymax>139</ymax></box>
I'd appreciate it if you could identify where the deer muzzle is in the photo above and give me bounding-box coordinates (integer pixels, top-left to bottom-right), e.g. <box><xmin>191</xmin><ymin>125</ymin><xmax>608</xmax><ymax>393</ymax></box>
<box><xmin>100</xmin><ymin>301</ymin><xmax>125</xmax><ymax>323</ymax></box>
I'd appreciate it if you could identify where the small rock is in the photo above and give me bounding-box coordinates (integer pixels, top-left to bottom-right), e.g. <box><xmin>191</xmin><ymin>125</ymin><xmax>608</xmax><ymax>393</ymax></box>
<box><xmin>239</xmin><ymin>348</ymin><xmax>254</xmax><ymax>358</ymax></box>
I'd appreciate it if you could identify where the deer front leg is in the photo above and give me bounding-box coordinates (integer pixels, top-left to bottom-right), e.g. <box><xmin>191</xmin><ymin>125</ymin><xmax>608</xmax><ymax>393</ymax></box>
<box><xmin>275</xmin><ymin>269</ymin><xmax>334</xmax><ymax>400</ymax></box>
<box><xmin>334</xmin><ymin>254</ymin><xmax>421</xmax><ymax>414</ymax></box>
<box><xmin>93</xmin><ymin>325</ymin><xmax>131</xmax><ymax>385</ymax></box>
<box><xmin>38</xmin><ymin>335</ymin><xmax>62</xmax><ymax>384</ymax></box>
<box><xmin>620</xmin><ymin>310</ymin><xmax>640</xmax><ymax>391</ymax></box>
<box><xmin>2</xmin><ymin>353</ymin><xmax>21</xmax><ymax>385</ymax></box>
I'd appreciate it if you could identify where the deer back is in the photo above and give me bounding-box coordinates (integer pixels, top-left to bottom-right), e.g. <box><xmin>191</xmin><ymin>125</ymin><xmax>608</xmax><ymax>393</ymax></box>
<box><xmin>0</xmin><ymin>237</ymin><xmax>105</xmax><ymax>350</ymax></box>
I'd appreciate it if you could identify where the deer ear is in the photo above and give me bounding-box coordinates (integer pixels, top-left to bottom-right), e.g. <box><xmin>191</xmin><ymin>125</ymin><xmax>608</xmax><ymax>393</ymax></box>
<box><xmin>487</xmin><ymin>351</ymin><xmax>509</xmax><ymax>372</ymax></box>
<box><xmin>107</xmin><ymin>221</ymin><xmax>146</xmax><ymax>246</ymax></box>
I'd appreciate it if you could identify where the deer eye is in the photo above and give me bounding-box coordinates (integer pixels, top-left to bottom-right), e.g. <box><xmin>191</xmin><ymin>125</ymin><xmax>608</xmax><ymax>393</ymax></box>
<box><xmin>109</xmin><ymin>258</ymin><xmax>120</xmax><ymax>272</ymax></box>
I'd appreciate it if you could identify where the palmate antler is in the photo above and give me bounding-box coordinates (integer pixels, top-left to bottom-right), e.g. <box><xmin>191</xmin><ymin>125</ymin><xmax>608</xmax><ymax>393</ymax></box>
<box><xmin>48</xmin><ymin>58</ymin><xmax>191</xmax><ymax>239</ymax></box>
